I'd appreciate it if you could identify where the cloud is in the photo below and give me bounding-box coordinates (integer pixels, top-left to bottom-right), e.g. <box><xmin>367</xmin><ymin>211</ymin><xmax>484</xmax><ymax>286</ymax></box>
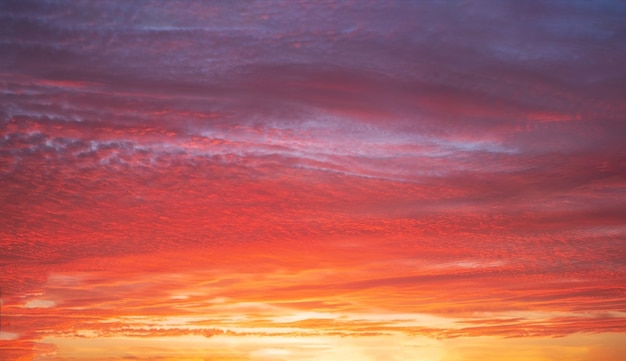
<box><xmin>1</xmin><ymin>0</ymin><xmax>625</xmax><ymax>359</ymax></box>
<box><xmin>23</xmin><ymin>299</ymin><xmax>56</xmax><ymax>308</ymax></box>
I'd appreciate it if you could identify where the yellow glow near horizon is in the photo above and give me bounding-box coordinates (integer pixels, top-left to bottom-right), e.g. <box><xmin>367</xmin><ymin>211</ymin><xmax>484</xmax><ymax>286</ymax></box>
<box><xmin>42</xmin><ymin>334</ymin><xmax>443</xmax><ymax>361</ymax></box>
<box><xmin>39</xmin><ymin>333</ymin><xmax>626</xmax><ymax>361</ymax></box>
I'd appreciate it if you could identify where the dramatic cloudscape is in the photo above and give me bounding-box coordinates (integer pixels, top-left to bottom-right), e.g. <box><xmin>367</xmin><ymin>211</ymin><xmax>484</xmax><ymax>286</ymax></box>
<box><xmin>1</xmin><ymin>1</ymin><xmax>625</xmax><ymax>360</ymax></box>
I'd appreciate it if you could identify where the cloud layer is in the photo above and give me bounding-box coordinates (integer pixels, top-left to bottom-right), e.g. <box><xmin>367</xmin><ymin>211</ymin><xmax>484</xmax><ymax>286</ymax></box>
<box><xmin>1</xmin><ymin>1</ymin><xmax>625</xmax><ymax>360</ymax></box>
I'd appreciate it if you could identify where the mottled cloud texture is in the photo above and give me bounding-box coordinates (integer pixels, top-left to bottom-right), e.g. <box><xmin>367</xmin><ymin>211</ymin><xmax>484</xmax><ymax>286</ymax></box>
<box><xmin>1</xmin><ymin>1</ymin><xmax>625</xmax><ymax>360</ymax></box>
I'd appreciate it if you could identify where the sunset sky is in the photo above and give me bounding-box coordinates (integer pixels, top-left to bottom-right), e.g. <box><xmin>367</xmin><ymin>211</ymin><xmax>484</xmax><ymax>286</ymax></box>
<box><xmin>1</xmin><ymin>1</ymin><xmax>625</xmax><ymax>360</ymax></box>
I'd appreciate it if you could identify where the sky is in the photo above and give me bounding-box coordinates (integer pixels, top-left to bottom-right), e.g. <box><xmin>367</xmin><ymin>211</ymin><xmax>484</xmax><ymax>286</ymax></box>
<box><xmin>0</xmin><ymin>0</ymin><xmax>625</xmax><ymax>360</ymax></box>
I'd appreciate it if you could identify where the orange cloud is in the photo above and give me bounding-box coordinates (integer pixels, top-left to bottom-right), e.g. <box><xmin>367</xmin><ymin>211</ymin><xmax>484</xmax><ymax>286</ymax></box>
<box><xmin>2</xmin><ymin>0</ymin><xmax>625</xmax><ymax>360</ymax></box>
